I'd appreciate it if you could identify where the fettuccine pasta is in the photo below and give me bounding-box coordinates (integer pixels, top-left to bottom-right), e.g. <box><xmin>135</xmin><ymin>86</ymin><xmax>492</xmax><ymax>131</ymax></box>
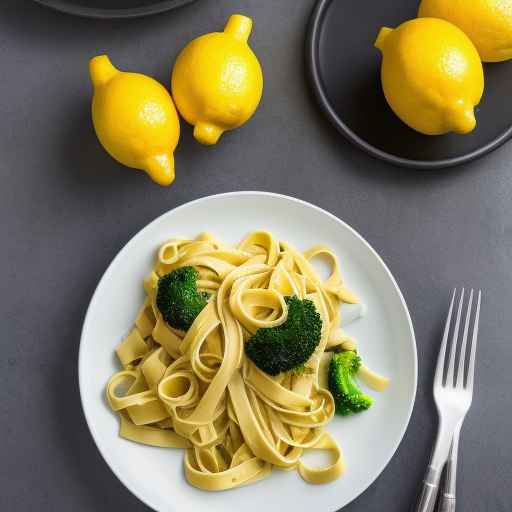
<box><xmin>106</xmin><ymin>231</ymin><xmax>362</xmax><ymax>491</ymax></box>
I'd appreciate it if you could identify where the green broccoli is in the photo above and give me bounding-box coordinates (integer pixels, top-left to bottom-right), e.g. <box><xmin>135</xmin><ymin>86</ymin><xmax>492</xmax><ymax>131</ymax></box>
<box><xmin>156</xmin><ymin>266</ymin><xmax>209</xmax><ymax>331</ymax></box>
<box><xmin>245</xmin><ymin>295</ymin><xmax>322</xmax><ymax>376</ymax></box>
<box><xmin>328</xmin><ymin>350</ymin><xmax>373</xmax><ymax>415</ymax></box>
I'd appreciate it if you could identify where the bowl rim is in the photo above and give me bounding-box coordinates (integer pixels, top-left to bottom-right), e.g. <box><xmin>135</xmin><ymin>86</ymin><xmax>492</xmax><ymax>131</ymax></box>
<box><xmin>306</xmin><ymin>0</ymin><xmax>512</xmax><ymax>170</ymax></box>
<box><xmin>33</xmin><ymin>0</ymin><xmax>196</xmax><ymax>19</ymax></box>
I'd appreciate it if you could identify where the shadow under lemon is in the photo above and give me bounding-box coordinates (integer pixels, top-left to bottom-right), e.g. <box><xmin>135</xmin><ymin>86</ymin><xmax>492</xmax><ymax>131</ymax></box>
<box><xmin>326</xmin><ymin>66</ymin><xmax>492</xmax><ymax>163</ymax></box>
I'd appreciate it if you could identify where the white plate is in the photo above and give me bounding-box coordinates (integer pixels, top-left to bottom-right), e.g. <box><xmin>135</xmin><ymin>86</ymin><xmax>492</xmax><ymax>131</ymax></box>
<box><xmin>79</xmin><ymin>191</ymin><xmax>417</xmax><ymax>512</ymax></box>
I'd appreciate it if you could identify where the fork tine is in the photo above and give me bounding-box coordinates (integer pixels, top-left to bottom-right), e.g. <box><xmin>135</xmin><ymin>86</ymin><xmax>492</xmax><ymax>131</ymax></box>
<box><xmin>446</xmin><ymin>289</ymin><xmax>465</xmax><ymax>387</ymax></box>
<box><xmin>466</xmin><ymin>290</ymin><xmax>481</xmax><ymax>391</ymax></box>
<box><xmin>434</xmin><ymin>289</ymin><xmax>456</xmax><ymax>386</ymax></box>
<box><xmin>456</xmin><ymin>289</ymin><xmax>474</xmax><ymax>388</ymax></box>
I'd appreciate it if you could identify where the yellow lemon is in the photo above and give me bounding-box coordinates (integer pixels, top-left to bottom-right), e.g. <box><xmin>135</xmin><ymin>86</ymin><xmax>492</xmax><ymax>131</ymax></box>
<box><xmin>419</xmin><ymin>0</ymin><xmax>512</xmax><ymax>62</ymax></box>
<box><xmin>171</xmin><ymin>14</ymin><xmax>263</xmax><ymax>145</ymax></box>
<box><xmin>90</xmin><ymin>55</ymin><xmax>180</xmax><ymax>186</ymax></box>
<box><xmin>374</xmin><ymin>18</ymin><xmax>484</xmax><ymax>135</ymax></box>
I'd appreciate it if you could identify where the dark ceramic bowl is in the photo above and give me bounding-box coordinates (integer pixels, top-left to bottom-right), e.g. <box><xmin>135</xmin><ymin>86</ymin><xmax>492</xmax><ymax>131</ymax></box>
<box><xmin>34</xmin><ymin>0</ymin><xmax>196</xmax><ymax>19</ymax></box>
<box><xmin>307</xmin><ymin>0</ymin><xmax>512</xmax><ymax>169</ymax></box>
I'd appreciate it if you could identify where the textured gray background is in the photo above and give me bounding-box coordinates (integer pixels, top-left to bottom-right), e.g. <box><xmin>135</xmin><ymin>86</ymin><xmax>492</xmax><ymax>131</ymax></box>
<box><xmin>1</xmin><ymin>1</ymin><xmax>511</xmax><ymax>511</ymax></box>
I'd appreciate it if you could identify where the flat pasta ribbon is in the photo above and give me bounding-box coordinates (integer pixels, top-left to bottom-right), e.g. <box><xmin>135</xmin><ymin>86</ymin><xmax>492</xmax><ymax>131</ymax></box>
<box><xmin>105</xmin><ymin>230</ymin><xmax>364</xmax><ymax>491</ymax></box>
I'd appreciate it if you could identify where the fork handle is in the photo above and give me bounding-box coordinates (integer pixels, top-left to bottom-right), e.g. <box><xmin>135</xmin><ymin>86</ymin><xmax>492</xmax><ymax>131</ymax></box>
<box><xmin>438</xmin><ymin>495</ymin><xmax>455</xmax><ymax>512</ymax></box>
<box><xmin>414</xmin><ymin>415</ymin><xmax>459</xmax><ymax>512</ymax></box>
<box><xmin>437</xmin><ymin>423</ymin><xmax>462</xmax><ymax>512</ymax></box>
<box><xmin>415</xmin><ymin>466</ymin><xmax>443</xmax><ymax>512</ymax></box>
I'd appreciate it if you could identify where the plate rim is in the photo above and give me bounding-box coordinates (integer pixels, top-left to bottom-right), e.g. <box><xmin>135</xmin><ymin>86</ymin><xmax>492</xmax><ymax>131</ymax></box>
<box><xmin>306</xmin><ymin>0</ymin><xmax>512</xmax><ymax>170</ymax></box>
<box><xmin>33</xmin><ymin>0</ymin><xmax>196</xmax><ymax>19</ymax></box>
<box><xmin>78</xmin><ymin>191</ymin><xmax>418</xmax><ymax>512</ymax></box>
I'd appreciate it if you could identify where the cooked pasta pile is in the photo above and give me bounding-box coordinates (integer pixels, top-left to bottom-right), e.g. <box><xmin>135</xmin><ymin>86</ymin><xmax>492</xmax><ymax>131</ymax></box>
<box><xmin>106</xmin><ymin>231</ymin><xmax>363</xmax><ymax>491</ymax></box>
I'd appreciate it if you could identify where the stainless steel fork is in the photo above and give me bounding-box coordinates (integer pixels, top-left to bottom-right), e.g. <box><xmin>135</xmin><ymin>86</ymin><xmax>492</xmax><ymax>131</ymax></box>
<box><xmin>415</xmin><ymin>288</ymin><xmax>481</xmax><ymax>512</ymax></box>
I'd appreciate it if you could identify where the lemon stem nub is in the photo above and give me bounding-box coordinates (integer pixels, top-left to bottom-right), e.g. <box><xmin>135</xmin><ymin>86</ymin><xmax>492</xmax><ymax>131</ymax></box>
<box><xmin>448</xmin><ymin>104</ymin><xmax>477</xmax><ymax>134</ymax></box>
<box><xmin>194</xmin><ymin>122</ymin><xmax>223</xmax><ymax>145</ymax></box>
<box><xmin>224</xmin><ymin>14</ymin><xmax>253</xmax><ymax>43</ymax></box>
<box><xmin>374</xmin><ymin>27</ymin><xmax>393</xmax><ymax>51</ymax></box>
<box><xmin>144</xmin><ymin>154</ymin><xmax>175</xmax><ymax>186</ymax></box>
<box><xmin>90</xmin><ymin>55</ymin><xmax>118</xmax><ymax>88</ymax></box>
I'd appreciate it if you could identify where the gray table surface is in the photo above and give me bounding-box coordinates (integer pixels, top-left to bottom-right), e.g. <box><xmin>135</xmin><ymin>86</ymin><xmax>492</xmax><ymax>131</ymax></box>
<box><xmin>1</xmin><ymin>1</ymin><xmax>511</xmax><ymax>511</ymax></box>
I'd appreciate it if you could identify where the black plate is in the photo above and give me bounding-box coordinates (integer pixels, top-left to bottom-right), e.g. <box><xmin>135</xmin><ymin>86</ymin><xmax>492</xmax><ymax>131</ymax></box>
<box><xmin>307</xmin><ymin>0</ymin><xmax>512</xmax><ymax>169</ymax></box>
<box><xmin>34</xmin><ymin>0</ymin><xmax>196</xmax><ymax>19</ymax></box>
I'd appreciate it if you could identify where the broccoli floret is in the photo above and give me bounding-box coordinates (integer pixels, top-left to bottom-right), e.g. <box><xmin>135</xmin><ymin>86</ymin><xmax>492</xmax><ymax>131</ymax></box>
<box><xmin>156</xmin><ymin>266</ymin><xmax>209</xmax><ymax>331</ymax></box>
<box><xmin>329</xmin><ymin>351</ymin><xmax>373</xmax><ymax>415</ymax></box>
<box><xmin>245</xmin><ymin>296</ymin><xmax>322</xmax><ymax>376</ymax></box>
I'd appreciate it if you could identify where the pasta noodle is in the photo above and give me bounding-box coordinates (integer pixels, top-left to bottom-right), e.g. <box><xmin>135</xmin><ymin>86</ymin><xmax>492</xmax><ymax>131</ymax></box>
<box><xmin>106</xmin><ymin>231</ymin><xmax>365</xmax><ymax>491</ymax></box>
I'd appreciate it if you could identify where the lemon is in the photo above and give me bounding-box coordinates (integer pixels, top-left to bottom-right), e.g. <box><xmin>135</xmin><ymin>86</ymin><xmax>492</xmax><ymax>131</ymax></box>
<box><xmin>419</xmin><ymin>0</ymin><xmax>512</xmax><ymax>62</ymax></box>
<box><xmin>171</xmin><ymin>14</ymin><xmax>263</xmax><ymax>145</ymax></box>
<box><xmin>374</xmin><ymin>18</ymin><xmax>484</xmax><ymax>135</ymax></box>
<box><xmin>90</xmin><ymin>55</ymin><xmax>180</xmax><ymax>186</ymax></box>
